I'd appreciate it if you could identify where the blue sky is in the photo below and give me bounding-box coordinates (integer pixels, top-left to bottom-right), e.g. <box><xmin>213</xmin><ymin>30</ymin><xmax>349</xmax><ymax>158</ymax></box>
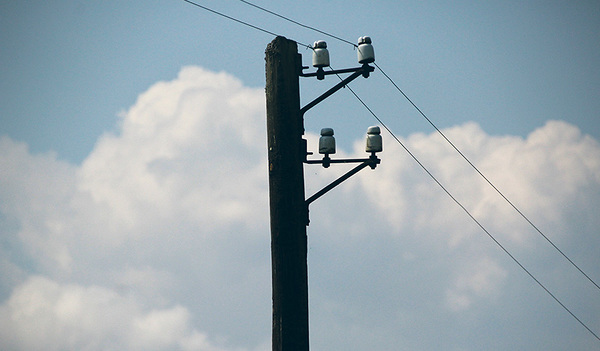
<box><xmin>2</xmin><ymin>1</ymin><xmax>598</xmax><ymax>163</ymax></box>
<box><xmin>1</xmin><ymin>1</ymin><xmax>599</xmax><ymax>350</ymax></box>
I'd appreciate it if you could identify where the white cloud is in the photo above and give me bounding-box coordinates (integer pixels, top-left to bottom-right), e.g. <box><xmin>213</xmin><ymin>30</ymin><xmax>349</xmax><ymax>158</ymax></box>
<box><xmin>0</xmin><ymin>67</ymin><xmax>271</xmax><ymax>350</ymax></box>
<box><xmin>1</xmin><ymin>66</ymin><xmax>599</xmax><ymax>350</ymax></box>
<box><xmin>358</xmin><ymin>120</ymin><xmax>600</xmax><ymax>248</ymax></box>
<box><xmin>77</xmin><ymin>66</ymin><xmax>268</xmax><ymax>240</ymax></box>
<box><xmin>0</xmin><ymin>137</ymin><xmax>77</xmax><ymax>276</ymax></box>
<box><xmin>0</xmin><ymin>276</ymin><xmax>226</xmax><ymax>351</ymax></box>
<box><xmin>307</xmin><ymin>119</ymin><xmax>600</xmax><ymax>349</ymax></box>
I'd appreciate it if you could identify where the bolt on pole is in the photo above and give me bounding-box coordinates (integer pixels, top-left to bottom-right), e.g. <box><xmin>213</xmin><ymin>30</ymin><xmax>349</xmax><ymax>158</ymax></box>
<box><xmin>265</xmin><ymin>36</ymin><xmax>309</xmax><ymax>351</ymax></box>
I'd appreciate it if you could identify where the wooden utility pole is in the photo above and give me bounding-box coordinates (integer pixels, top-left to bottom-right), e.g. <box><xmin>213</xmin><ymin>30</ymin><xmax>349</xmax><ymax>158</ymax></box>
<box><xmin>265</xmin><ymin>36</ymin><xmax>309</xmax><ymax>351</ymax></box>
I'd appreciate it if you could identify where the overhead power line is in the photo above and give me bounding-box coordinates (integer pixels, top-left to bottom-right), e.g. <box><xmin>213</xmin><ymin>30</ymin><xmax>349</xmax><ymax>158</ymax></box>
<box><xmin>183</xmin><ymin>0</ymin><xmax>600</xmax><ymax>342</ymax></box>
<box><xmin>374</xmin><ymin>63</ymin><xmax>600</xmax><ymax>293</ymax></box>
<box><xmin>232</xmin><ymin>0</ymin><xmax>600</xmax><ymax>295</ymax></box>
<box><xmin>330</xmin><ymin>68</ymin><xmax>600</xmax><ymax>342</ymax></box>
<box><xmin>237</xmin><ymin>0</ymin><xmax>356</xmax><ymax>47</ymax></box>
<box><xmin>182</xmin><ymin>0</ymin><xmax>311</xmax><ymax>48</ymax></box>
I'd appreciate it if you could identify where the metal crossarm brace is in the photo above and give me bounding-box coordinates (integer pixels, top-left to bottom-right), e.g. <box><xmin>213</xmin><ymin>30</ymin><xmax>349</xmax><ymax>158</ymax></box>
<box><xmin>299</xmin><ymin>66</ymin><xmax>367</xmax><ymax>78</ymax></box>
<box><xmin>305</xmin><ymin>154</ymin><xmax>380</xmax><ymax>207</ymax></box>
<box><xmin>299</xmin><ymin>64</ymin><xmax>375</xmax><ymax>116</ymax></box>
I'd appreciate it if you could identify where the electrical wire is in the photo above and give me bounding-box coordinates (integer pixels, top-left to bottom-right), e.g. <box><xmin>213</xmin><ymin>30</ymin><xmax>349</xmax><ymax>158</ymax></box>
<box><xmin>331</xmin><ymin>69</ymin><xmax>600</xmax><ymax>342</ymax></box>
<box><xmin>232</xmin><ymin>0</ymin><xmax>600</xmax><ymax>294</ymax></box>
<box><xmin>374</xmin><ymin>63</ymin><xmax>600</xmax><ymax>293</ymax></box>
<box><xmin>183</xmin><ymin>0</ymin><xmax>600</xmax><ymax>342</ymax></box>
<box><xmin>237</xmin><ymin>0</ymin><xmax>356</xmax><ymax>47</ymax></box>
<box><xmin>182</xmin><ymin>0</ymin><xmax>311</xmax><ymax>49</ymax></box>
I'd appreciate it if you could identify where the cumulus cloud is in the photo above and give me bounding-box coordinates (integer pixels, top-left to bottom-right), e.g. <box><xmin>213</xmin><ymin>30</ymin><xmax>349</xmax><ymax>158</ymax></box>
<box><xmin>0</xmin><ymin>67</ymin><xmax>271</xmax><ymax>350</ymax></box>
<box><xmin>0</xmin><ymin>276</ymin><xmax>226</xmax><ymax>351</ymax></box>
<box><xmin>306</xmin><ymin>120</ymin><xmax>600</xmax><ymax>349</ymax></box>
<box><xmin>356</xmin><ymin>120</ymin><xmax>600</xmax><ymax>249</ymax></box>
<box><xmin>1</xmin><ymin>66</ymin><xmax>599</xmax><ymax>350</ymax></box>
<box><xmin>0</xmin><ymin>137</ymin><xmax>77</xmax><ymax>282</ymax></box>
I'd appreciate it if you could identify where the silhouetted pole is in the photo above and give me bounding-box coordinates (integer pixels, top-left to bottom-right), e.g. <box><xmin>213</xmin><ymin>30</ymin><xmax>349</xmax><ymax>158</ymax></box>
<box><xmin>265</xmin><ymin>36</ymin><xmax>309</xmax><ymax>351</ymax></box>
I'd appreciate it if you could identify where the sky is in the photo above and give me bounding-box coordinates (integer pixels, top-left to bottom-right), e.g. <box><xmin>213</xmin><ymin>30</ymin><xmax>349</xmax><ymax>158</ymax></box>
<box><xmin>0</xmin><ymin>1</ymin><xmax>599</xmax><ymax>350</ymax></box>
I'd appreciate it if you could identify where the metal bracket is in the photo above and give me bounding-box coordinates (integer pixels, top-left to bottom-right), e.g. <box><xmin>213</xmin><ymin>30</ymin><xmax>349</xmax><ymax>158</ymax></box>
<box><xmin>300</xmin><ymin>66</ymin><xmax>370</xmax><ymax>79</ymax></box>
<box><xmin>299</xmin><ymin>64</ymin><xmax>375</xmax><ymax>116</ymax></box>
<box><xmin>303</xmin><ymin>154</ymin><xmax>380</xmax><ymax>225</ymax></box>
